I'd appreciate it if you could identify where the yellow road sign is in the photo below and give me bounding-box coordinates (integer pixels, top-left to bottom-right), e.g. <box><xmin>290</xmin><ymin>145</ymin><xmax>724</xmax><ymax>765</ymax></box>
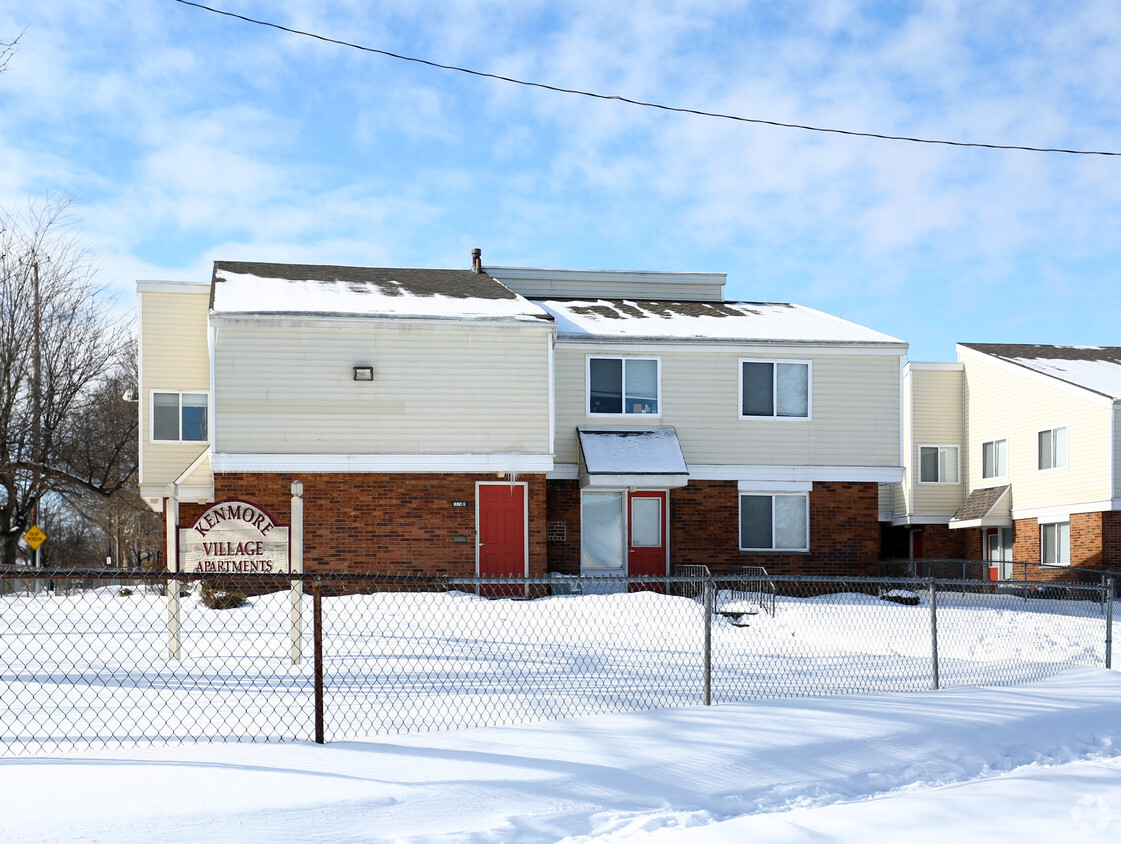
<box><xmin>23</xmin><ymin>525</ymin><xmax>46</xmax><ymax>550</ymax></box>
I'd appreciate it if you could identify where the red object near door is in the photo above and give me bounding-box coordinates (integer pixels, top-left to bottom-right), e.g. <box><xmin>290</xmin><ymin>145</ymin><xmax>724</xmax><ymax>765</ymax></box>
<box><xmin>628</xmin><ymin>491</ymin><xmax>667</xmax><ymax>593</ymax></box>
<box><xmin>477</xmin><ymin>483</ymin><xmax>526</xmax><ymax>597</ymax></box>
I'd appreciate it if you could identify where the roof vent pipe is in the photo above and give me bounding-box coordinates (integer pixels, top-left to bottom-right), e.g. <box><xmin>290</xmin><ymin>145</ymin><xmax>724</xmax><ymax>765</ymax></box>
<box><xmin>471</xmin><ymin>248</ymin><xmax>482</xmax><ymax>274</ymax></box>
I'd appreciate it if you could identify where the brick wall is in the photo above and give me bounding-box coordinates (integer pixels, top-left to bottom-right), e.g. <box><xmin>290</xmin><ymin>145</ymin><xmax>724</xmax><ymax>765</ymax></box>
<box><xmin>1104</xmin><ymin>511</ymin><xmax>1121</xmax><ymax>570</ymax></box>
<box><xmin>671</xmin><ymin>480</ymin><xmax>882</xmax><ymax>577</ymax></box>
<box><xmin>545</xmin><ymin>480</ymin><xmax>581</xmax><ymax>575</ymax></box>
<box><xmin>173</xmin><ymin>472</ymin><xmax>548</xmax><ymax>576</ymax></box>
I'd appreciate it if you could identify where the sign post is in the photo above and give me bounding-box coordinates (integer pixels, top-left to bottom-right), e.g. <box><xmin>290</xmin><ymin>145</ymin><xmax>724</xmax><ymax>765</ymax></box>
<box><xmin>289</xmin><ymin>481</ymin><xmax>304</xmax><ymax>665</ymax></box>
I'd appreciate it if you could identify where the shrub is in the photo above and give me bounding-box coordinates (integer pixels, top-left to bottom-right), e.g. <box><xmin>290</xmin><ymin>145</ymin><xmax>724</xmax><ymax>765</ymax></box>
<box><xmin>200</xmin><ymin>582</ymin><xmax>248</xmax><ymax>610</ymax></box>
<box><xmin>116</xmin><ymin>587</ymin><xmax>133</xmax><ymax>597</ymax></box>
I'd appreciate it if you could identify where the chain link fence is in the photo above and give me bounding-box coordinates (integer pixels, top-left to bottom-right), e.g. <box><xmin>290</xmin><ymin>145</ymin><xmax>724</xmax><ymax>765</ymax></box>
<box><xmin>1</xmin><ymin>567</ymin><xmax>1115</xmax><ymax>755</ymax></box>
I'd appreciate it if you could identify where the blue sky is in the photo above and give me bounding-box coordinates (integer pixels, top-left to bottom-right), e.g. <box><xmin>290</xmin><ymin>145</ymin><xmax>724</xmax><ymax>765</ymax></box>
<box><xmin>2</xmin><ymin>0</ymin><xmax>1119</xmax><ymax>360</ymax></box>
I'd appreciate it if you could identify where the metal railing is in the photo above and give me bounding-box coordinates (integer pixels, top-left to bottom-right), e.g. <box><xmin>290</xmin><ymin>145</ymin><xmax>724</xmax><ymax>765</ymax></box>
<box><xmin>0</xmin><ymin>567</ymin><xmax>1114</xmax><ymax>755</ymax></box>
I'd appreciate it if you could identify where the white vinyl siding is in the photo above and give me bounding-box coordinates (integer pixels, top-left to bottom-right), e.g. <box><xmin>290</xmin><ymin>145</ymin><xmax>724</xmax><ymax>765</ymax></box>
<box><xmin>214</xmin><ymin>320</ymin><xmax>552</xmax><ymax>455</ymax></box>
<box><xmin>138</xmin><ymin>287</ymin><xmax>212</xmax><ymax>487</ymax></box>
<box><xmin>961</xmin><ymin>351</ymin><xmax>1112</xmax><ymax>510</ymax></box>
<box><xmin>554</xmin><ymin>347</ymin><xmax>903</xmax><ymax>467</ymax></box>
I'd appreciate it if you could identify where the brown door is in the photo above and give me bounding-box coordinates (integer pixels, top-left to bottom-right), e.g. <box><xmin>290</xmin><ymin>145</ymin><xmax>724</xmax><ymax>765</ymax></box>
<box><xmin>477</xmin><ymin>483</ymin><xmax>526</xmax><ymax>596</ymax></box>
<box><xmin>628</xmin><ymin>491</ymin><xmax>667</xmax><ymax>590</ymax></box>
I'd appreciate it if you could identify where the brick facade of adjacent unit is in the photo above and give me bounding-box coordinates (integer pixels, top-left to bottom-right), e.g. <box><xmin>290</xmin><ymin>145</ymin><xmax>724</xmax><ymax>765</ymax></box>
<box><xmin>175</xmin><ymin>472</ymin><xmax>549</xmax><ymax>576</ymax></box>
<box><xmin>544</xmin><ymin>479</ymin><xmax>882</xmax><ymax>577</ymax></box>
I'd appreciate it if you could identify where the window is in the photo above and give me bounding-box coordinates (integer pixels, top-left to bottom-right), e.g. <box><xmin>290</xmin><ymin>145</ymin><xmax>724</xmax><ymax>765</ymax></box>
<box><xmin>581</xmin><ymin>491</ymin><xmax>625</xmax><ymax>570</ymax></box>
<box><xmin>739</xmin><ymin>493</ymin><xmax>809</xmax><ymax>551</ymax></box>
<box><xmin>1041</xmin><ymin>522</ymin><xmax>1070</xmax><ymax>566</ymax></box>
<box><xmin>982</xmin><ymin>438</ymin><xmax>1008</xmax><ymax>479</ymax></box>
<box><xmin>1038</xmin><ymin>426</ymin><xmax>1068</xmax><ymax>470</ymax></box>
<box><xmin>740</xmin><ymin>360</ymin><xmax>810</xmax><ymax>418</ymax></box>
<box><xmin>918</xmin><ymin>445</ymin><xmax>959</xmax><ymax>483</ymax></box>
<box><xmin>153</xmin><ymin>391</ymin><xmax>208</xmax><ymax>442</ymax></box>
<box><xmin>588</xmin><ymin>357</ymin><xmax>659</xmax><ymax>415</ymax></box>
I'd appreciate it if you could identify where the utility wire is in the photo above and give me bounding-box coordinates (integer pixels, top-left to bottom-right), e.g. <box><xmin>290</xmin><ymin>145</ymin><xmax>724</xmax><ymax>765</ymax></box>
<box><xmin>173</xmin><ymin>0</ymin><xmax>1120</xmax><ymax>157</ymax></box>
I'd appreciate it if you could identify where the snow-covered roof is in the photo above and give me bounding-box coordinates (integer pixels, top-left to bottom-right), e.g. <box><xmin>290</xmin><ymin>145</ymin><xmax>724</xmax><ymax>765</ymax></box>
<box><xmin>578</xmin><ymin>427</ymin><xmax>689</xmax><ymax>476</ymax></box>
<box><xmin>534</xmin><ymin>299</ymin><xmax>905</xmax><ymax>346</ymax></box>
<box><xmin>961</xmin><ymin>344</ymin><xmax>1121</xmax><ymax>400</ymax></box>
<box><xmin>210</xmin><ymin>262</ymin><xmax>551</xmax><ymax>322</ymax></box>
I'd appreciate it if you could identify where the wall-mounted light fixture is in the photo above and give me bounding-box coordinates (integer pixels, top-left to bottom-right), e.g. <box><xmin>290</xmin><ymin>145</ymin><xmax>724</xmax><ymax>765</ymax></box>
<box><xmin>353</xmin><ymin>366</ymin><xmax>373</xmax><ymax>381</ymax></box>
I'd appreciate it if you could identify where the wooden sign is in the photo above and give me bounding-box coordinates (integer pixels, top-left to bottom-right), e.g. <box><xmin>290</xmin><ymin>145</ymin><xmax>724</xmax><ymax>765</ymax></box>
<box><xmin>178</xmin><ymin>500</ymin><xmax>290</xmax><ymax>574</ymax></box>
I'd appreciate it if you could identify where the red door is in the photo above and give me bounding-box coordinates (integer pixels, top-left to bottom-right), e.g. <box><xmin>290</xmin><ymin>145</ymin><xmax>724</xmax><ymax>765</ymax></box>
<box><xmin>477</xmin><ymin>483</ymin><xmax>526</xmax><ymax>596</ymax></box>
<box><xmin>628</xmin><ymin>491</ymin><xmax>667</xmax><ymax>591</ymax></box>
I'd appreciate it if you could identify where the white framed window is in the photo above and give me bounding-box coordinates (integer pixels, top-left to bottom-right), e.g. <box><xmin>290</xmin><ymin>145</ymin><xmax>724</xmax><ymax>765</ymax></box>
<box><xmin>740</xmin><ymin>359</ymin><xmax>810</xmax><ymax>419</ymax></box>
<box><xmin>152</xmin><ymin>391</ymin><xmax>209</xmax><ymax>442</ymax></box>
<box><xmin>580</xmin><ymin>491</ymin><xmax>626</xmax><ymax>571</ymax></box>
<box><xmin>587</xmin><ymin>357</ymin><xmax>660</xmax><ymax>415</ymax></box>
<box><xmin>1041</xmin><ymin>521</ymin><xmax>1070</xmax><ymax>566</ymax></box>
<box><xmin>918</xmin><ymin>445</ymin><xmax>959</xmax><ymax>483</ymax></box>
<box><xmin>981</xmin><ymin>438</ymin><xmax>1008</xmax><ymax>479</ymax></box>
<box><xmin>739</xmin><ymin>492</ymin><xmax>809</xmax><ymax>552</ymax></box>
<box><xmin>1038</xmin><ymin>426</ymin><xmax>1068</xmax><ymax>470</ymax></box>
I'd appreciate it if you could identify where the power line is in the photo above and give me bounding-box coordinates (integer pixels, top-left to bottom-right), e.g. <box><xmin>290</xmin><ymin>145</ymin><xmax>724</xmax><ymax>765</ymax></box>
<box><xmin>172</xmin><ymin>0</ymin><xmax>1120</xmax><ymax>158</ymax></box>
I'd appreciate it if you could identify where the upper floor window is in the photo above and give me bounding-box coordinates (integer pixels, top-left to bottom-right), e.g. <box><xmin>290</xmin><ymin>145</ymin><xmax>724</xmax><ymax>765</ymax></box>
<box><xmin>982</xmin><ymin>438</ymin><xmax>1008</xmax><ymax>479</ymax></box>
<box><xmin>740</xmin><ymin>360</ymin><xmax>810</xmax><ymax>418</ymax></box>
<box><xmin>1038</xmin><ymin>426</ymin><xmax>1067</xmax><ymax>470</ymax></box>
<box><xmin>919</xmin><ymin>445</ymin><xmax>959</xmax><ymax>483</ymax></box>
<box><xmin>588</xmin><ymin>357</ymin><xmax>659</xmax><ymax>415</ymax></box>
<box><xmin>153</xmin><ymin>391</ymin><xmax>208</xmax><ymax>442</ymax></box>
<box><xmin>1041</xmin><ymin>521</ymin><xmax>1070</xmax><ymax>566</ymax></box>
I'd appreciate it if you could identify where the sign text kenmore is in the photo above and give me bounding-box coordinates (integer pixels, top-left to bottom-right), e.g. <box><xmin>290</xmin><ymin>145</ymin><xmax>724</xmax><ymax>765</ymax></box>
<box><xmin>178</xmin><ymin>500</ymin><xmax>291</xmax><ymax>574</ymax></box>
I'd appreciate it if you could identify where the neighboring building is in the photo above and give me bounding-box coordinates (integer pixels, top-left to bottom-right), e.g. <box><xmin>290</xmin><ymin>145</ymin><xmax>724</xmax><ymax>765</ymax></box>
<box><xmin>884</xmin><ymin>344</ymin><xmax>1121</xmax><ymax>576</ymax></box>
<box><xmin>139</xmin><ymin>254</ymin><xmax>908</xmax><ymax>580</ymax></box>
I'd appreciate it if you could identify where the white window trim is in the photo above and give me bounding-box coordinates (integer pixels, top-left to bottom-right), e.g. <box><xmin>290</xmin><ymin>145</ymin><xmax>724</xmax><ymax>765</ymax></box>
<box><xmin>585</xmin><ymin>355</ymin><xmax>662</xmax><ymax>418</ymax></box>
<box><xmin>1037</xmin><ymin>424</ymin><xmax>1069</xmax><ymax>472</ymax></box>
<box><xmin>981</xmin><ymin>437</ymin><xmax>1009</xmax><ymax>481</ymax></box>
<box><xmin>150</xmin><ymin>389</ymin><xmax>210</xmax><ymax>444</ymax></box>
<box><xmin>738</xmin><ymin>491</ymin><xmax>810</xmax><ymax>552</ymax></box>
<box><xmin>917</xmin><ymin>444</ymin><xmax>961</xmax><ymax>485</ymax></box>
<box><xmin>738</xmin><ymin>358</ymin><xmax>813</xmax><ymax>421</ymax></box>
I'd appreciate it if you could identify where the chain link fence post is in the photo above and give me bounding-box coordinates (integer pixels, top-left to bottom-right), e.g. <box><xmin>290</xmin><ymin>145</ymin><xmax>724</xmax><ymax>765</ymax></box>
<box><xmin>313</xmin><ymin>578</ymin><xmax>324</xmax><ymax>744</ymax></box>
<box><xmin>703</xmin><ymin>576</ymin><xmax>713</xmax><ymax>706</ymax></box>
<box><xmin>929</xmin><ymin>578</ymin><xmax>940</xmax><ymax>690</ymax></box>
<box><xmin>1106</xmin><ymin>576</ymin><xmax>1114</xmax><ymax>670</ymax></box>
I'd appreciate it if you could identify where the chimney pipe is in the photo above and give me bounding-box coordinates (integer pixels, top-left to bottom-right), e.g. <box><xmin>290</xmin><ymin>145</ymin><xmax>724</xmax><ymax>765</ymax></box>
<box><xmin>471</xmin><ymin>248</ymin><xmax>482</xmax><ymax>274</ymax></box>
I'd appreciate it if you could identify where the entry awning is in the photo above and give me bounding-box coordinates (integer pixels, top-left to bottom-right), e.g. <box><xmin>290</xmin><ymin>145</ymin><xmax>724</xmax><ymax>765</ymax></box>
<box><xmin>949</xmin><ymin>485</ymin><xmax>1012</xmax><ymax>529</ymax></box>
<box><xmin>577</xmin><ymin>427</ymin><xmax>690</xmax><ymax>489</ymax></box>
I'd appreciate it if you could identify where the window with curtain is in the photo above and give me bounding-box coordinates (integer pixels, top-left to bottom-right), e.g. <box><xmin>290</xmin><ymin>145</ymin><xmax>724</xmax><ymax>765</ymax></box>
<box><xmin>588</xmin><ymin>357</ymin><xmax>659</xmax><ymax>415</ymax></box>
<box><xmin>982</xmin><ymin>439</ymin><xmax>1008</xmax><ymax>479</ymax></box>
<box><xmin>740</xmin><ymin>360</ymin><xmax>809</xmax><ymax>418</ymax></box>
<box><xmin>919</xmin><ymin>445</ymin><xmax>959</xmax><ymax>483</ymax></box>
<box><xmin>1038</xmin><ymin>426</ymin><xmax>1068</xmax><ymax>470</ymax></box>
<box><xmin>739</xmin><ymin>493</ymin><xmax>809</xmax><ymax>551</ymax></box>
<box><xmin>1041</xmin><ymin>521</ymin><xmax>1070</xmax><ymax>566</ymax></box>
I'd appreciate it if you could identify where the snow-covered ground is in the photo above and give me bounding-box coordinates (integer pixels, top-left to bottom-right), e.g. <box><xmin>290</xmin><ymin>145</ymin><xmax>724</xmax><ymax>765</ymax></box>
<box><xmin>1</xmin><ymin>667</ymin><xmax>1119</xmax><ymax>842</ymax></box>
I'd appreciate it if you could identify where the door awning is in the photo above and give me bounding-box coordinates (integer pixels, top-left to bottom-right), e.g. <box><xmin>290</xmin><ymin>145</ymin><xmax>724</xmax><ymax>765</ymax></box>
<box><xmin>577</xmin><ymin>427</ymin><xmax>689</xmax><ymax>489</ymax></box>
<box><xmin>949</xmin><ymin>485</ymin><xmax>1012</xmax><ymax>529</ymax></box>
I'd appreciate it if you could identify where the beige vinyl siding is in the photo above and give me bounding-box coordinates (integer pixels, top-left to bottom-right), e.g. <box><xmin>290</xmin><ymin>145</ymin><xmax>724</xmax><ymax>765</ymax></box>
<box><xmin>554</xmin><ymin>346</ymin><xmax>903</xmax><ymax>467</ymax></box>
<box><xmin>907</xmin><ymin>367</ymin><xmax>964</xmax><ymax>517</ymax></box>
<box><xmin>963</xmin><ymin>354</ymin><xmax>1113</xmax><ymax>510</ymax></box>
<box><xmin>139</xmin><ymin>287</ymin><xmax>211</xmax><ymax>487</ymax></box>
<box><xmin>214</xmin><ymin>320</ymin><xmax>552</xmax><ymax>454</ymax></box>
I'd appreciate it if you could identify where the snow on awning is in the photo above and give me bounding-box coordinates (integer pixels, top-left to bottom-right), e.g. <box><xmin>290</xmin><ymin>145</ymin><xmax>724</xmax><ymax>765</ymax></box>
<box><xmin>949</xmin><ymin>485</ymin><xmax>1011</xmax><ymax>529</ymax></box>
<box><xmin>577</xmin><ymin>428</ymin><xmax>689</xmax><ymax>489</ymax></box>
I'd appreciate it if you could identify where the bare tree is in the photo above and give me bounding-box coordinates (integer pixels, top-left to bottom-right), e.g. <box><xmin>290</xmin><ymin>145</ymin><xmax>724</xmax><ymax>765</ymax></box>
<box><xmin>1</xmin><ymin>31</ymin><xmax>23</xmax><ymax>74</ymax></box>
<box><xmin>0</xmin><ymin>198</ymin><xmax>134</xmax><ymax>566</ymax></box>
